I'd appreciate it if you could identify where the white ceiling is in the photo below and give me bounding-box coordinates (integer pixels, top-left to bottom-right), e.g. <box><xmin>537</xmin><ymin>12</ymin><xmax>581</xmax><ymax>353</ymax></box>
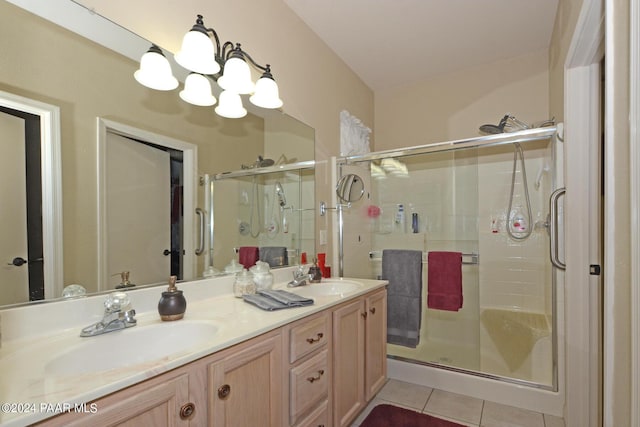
<box><xmin>283</xmin><ymin>0</ymin><xmax>559</xmax><ymax>92</ymax></box>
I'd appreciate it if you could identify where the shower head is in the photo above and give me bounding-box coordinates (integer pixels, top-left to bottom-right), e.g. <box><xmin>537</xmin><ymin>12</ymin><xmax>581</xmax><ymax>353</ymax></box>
<box><xmin>479</xmin><ymin>123</ymin><xmax>505</xmax><ymax>134</ymax></box>
<box><xmin>256</xmin><ymin>155</ymin><xmax>275</xmax><ymax>167</ymax></box>
<box><xmin>479</xmin><ymin>114</ymin><xmax>510</xmax><ymax>134</ymax></box>
<box><xmin>479</xmin><ymin>114</ymin><xmax>531</xmax><ymax>135</ymax></box>
<box><xmin>275</xmin><ymin>181</ymin><xmax>286</xmax><ymax>207</ymax></box>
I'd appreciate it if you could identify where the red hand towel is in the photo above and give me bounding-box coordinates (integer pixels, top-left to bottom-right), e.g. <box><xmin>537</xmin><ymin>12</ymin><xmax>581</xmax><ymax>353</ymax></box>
<box><xmin>427</xmin><ymin>251</ymin><xmax>463</xmax><ymax>311</ymax></box>
<box><xmin>239</xmin><ymin>246</ymin><xmax>259</xmax><ymax>269</ymax></box>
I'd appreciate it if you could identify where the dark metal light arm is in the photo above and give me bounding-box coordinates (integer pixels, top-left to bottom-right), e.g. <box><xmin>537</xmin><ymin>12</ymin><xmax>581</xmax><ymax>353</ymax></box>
<box><xmin>234</xmin><ymin>46</ymin><xmax>270</xmax><ymax>74</ymax></box>
<box><xmin>193</xmin><ymin>14</ymin><xmax>273</xmax><ymax>77</ymax></box>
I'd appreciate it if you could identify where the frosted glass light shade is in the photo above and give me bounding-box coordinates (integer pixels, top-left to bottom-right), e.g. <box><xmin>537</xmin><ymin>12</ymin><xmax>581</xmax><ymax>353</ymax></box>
<box><xmin>217</xmin><ymin>56</ymin><xmax>254</xmax><ymax>94</ymax></box>
<box><xmin>249</xmin><ymin>76</ymin><xmax>283</xmax><ymax>109</ymax></box>
<box><xmin>179</xmin><ymin>73</ymin><xmax>217</xmax><ymax>106</ymax></box>
<box><xmin>134</xmin><ymin>46</ymin><xmax>178</xmax><ymax>91</ymax></box>
<box><xmin>175</xmin><ymin>30</ymin><xmax>220</xmax><ymax>75</ymax></box>
<box><xmin>215</xmin><ymin>90</ymin><xmax>247</xmax><ymax>118</ymax></box>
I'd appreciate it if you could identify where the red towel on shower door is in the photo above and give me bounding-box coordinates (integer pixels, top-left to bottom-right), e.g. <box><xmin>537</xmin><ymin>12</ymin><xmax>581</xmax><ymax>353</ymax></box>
<box><xmin>427</xmin><ymin>251</ymin><xmax>463</xmax><ymax>311</ymax></box>
<box><xmin>239</xmin><ymin>246</ymin><xmax>259</xmax><ymax>269</ymax></box>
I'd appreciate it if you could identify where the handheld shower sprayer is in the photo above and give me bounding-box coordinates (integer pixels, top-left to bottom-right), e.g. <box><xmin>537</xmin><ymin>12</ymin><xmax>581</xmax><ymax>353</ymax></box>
<box><xmin>275</xmin><ymin>181</ymin><xmax>287</xmax><ymax>207</ymax></box>
<box><xmin>275</xmin><ymin>181</ymin><xmax>289</xmax><ymax>233</ymax></box>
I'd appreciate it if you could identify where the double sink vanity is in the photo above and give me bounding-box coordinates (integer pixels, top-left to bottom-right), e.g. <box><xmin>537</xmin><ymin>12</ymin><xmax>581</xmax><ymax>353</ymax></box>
<box><xmin>0</xmin><ymin>268</ymin><xmax>387</xmax><ymax>427</ymax></box>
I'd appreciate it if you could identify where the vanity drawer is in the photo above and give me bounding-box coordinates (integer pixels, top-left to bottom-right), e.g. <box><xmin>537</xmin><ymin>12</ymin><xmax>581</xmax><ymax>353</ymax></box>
<box><xmin>290</xmin><ymin>313</ymin><xmax>329</xmax><ymax>363</ymax></box>
<box><xmin>290</xmin><ymin>349</ymin><xmax>329</xmax><ymax>425</ymax></box>
<box><xmin>294</xmin><ymin>399</ymin><xmax>329</xmax><ymax>427</ymax></box>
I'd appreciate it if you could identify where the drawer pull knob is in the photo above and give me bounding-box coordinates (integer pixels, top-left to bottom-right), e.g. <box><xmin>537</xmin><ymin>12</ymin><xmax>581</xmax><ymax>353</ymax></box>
<box><xmin>307</xmin><ymin>369</ymin><xmax>325</xmax><ymax>383</ymax></box>
<box><xmin>370</xmin><ymin>307</ymin><xmax>376</xmax><ymax>314</ymax></box>
<box><xmin>306</xmin><ymin>332</ymin><xmax>324</xmax><ymax>344</ymax></box>
<box><xmin>180</xmin><ymin>402</ymin><xmax>195</xmax><ymax>419</ymax></box>
<box><xmin>361</xmin><ymin>312</ymin><xmax>368</xmax><ymax>319</ymax></box>
<box><xmin>218</xmin><ymin>384</ymin><xmax>231</xmax><ymax>399</ymax></box>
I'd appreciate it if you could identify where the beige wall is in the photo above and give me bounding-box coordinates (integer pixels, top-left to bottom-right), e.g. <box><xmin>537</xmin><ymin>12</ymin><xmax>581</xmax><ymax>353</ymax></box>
<box><xmin>73</xmin><ymin>0</ymin><xmax>375</xmax><ymax>262</ymax></box>
<box><xmin>374</xmin><ymin>49</ymin><xmax>550</xmax><ymax>149</ymax></box>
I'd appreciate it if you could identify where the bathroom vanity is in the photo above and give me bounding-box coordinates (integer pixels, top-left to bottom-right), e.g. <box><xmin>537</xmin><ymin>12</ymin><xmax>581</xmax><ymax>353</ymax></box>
<box><xmin>0</xmin><ymin>272</ymin><xmax>387</xmax><ymax>427</ymax></box>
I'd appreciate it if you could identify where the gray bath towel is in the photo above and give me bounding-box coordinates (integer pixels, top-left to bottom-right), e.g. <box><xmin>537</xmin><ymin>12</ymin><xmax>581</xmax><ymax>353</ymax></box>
<box><xmin>259</xmin><ymin>246</ymin><xmax>288</xmax><ymax>267</ymax></box>
<box><xmin>382</xmin><ymin>249</ymin><xmax>423</xmax><ymax>348</ymax></box>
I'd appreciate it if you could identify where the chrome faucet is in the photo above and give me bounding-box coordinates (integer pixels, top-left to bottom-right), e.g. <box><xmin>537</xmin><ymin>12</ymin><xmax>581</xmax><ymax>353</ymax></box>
<box><xmin>287</xmin><ymin>266</ymin><xmax>312</xmax><ymax>288</ymax></box>
<box><xmin>80</xmin><ymin>292</ymin><xmax>137</xmax><ymax>337</ymax></box>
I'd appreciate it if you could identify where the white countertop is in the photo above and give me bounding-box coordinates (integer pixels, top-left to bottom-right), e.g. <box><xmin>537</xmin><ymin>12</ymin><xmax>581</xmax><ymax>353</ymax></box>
<box><xmin>0</xmin><ymin>272</ymin><xmax>387</xmax><ymax>426</ymax></box>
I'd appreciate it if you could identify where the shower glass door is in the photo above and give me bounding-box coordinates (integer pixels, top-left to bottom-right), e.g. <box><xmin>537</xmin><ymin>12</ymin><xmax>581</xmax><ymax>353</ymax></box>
<box><xmin>361</xmin><ymin>136</ymin><xmax>558</xmax><ymax>389</ymax></box>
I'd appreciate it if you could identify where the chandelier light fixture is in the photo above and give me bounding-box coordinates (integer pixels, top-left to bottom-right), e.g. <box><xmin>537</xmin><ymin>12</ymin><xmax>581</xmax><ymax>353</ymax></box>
<box><xmin>134</xmin><ymin>14</ymin><xmax>283</xmax><ymax>119</ymax></box>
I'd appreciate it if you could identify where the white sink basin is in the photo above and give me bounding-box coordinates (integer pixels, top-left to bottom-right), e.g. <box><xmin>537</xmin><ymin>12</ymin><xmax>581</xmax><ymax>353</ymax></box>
<box><xmin>292</xmin><ymin>279</ymin><xmax>363</xmax><ymax>297</ymax></box>
<box><xmin>45</xmin><ymin>321</ymin><xmax>218</xmax><ymax>375</ymax></box>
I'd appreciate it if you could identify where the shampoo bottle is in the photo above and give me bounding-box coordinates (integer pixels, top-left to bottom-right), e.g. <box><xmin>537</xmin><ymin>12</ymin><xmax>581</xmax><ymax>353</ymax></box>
<box><xmin>395</xmin><ymin>204</ymin><xmax>405</xmax><ymax>233</ymax></box>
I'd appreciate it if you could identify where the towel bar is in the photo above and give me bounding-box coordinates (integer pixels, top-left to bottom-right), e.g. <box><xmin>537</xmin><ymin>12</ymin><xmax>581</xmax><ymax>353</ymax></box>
<box><xmin>368</xmin><ymin>251</ymin><xmax>479</xmax><ymax>265</ymax></box>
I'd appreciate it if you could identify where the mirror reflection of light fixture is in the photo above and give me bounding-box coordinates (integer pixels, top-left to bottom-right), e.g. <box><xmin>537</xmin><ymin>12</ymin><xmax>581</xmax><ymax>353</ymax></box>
<box><xmin>380</xmin><ymin>157</ymin><xmax>409</xmax><ymax>177</ymax></box>
<box><xmin>134</xmin><ymin>15</ymin><xmax>283</xmax><ymax>118</ymax></box>
<box><xmin>370</xmin><ymin>163</ymin><xmax>386</xmax><ymax>180</ymax></box>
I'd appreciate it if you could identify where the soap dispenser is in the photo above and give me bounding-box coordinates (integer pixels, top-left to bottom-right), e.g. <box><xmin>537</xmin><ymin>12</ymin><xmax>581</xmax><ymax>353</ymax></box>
<box><xmin>308</xmin><ymin>258</ymin><xmax>322</xmax><ymax>283</ymax></box>
<box><xmin>114</xmin><ymin>271</ymin><xmax>135</xmax><ymax>289</ymax></box>
<box><xmin>158</xmin><ymin>276</ymin><xmax>187</xmax><ymax>321</ymax></box>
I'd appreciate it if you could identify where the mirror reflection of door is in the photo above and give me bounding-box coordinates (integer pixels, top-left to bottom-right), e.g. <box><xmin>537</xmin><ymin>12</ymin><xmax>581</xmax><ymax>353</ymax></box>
<box><xmin>0</xmin><ymin>107</ymin><xmax>44</xmax><ymax>306</ymax></box>
<box><xmin>106</xmin><ymin>132</ymin><xmax>176</xmax><ymax>288</ymax></box>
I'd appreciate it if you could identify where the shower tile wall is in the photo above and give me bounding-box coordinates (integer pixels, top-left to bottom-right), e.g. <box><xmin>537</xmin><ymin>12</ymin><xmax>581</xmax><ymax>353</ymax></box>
<box><xmin>476</xmin><ymin>141</ymin><xmax>553</xmax><ymax>385</ymax></box>
<box><xmin>213</xmin><ymin>170</ymin><xmax>314</xmax><ymax>270</ymax></box>
<box><xmin>368</xmin><ymin>150</ymin><xmax>481</xmax><ymax>370</ymax></box>
<box><xmin>364</xmin><ymin>140</ymin><xmax>554</xmax><ymax>385</ymax></box>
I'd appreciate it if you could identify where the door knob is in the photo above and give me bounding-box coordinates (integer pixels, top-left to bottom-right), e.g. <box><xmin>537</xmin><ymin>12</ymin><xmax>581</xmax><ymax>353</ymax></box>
<box><xmin>163</xmin><ymin>249</ymin><xmax>171</xmax><ymax>256</ymax></box>
<box><xmin>8</xmin><ymin>257</ymin><xmax>27</xmax><ymax>266</ymax></box>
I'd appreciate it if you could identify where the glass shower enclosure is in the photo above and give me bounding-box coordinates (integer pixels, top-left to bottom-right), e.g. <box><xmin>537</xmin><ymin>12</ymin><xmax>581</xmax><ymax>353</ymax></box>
<box><xmin>339</xmin><ymin>127</ymin><xmax>563</xmax><ymax>389</ymax></box>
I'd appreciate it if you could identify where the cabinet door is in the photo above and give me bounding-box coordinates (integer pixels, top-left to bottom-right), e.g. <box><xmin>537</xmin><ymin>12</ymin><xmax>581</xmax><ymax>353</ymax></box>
<box><xmin>332</xmin><ymin>298</ymin><xmax>365</xmax><ymax>427</ymax></box>
<box><xmin>208</xmin><ymin>333</ymin><xmax>283</xmax><ymax>427</ymax></box>
<box><xmin>365</xmin><ymin>289</ymin><xmax>387</xmax><ymax>401</ymax></box>
<box><xmin>36</xmin><ymin>371</ymin><xmax>191</xmax><ymax>427</ymax></box>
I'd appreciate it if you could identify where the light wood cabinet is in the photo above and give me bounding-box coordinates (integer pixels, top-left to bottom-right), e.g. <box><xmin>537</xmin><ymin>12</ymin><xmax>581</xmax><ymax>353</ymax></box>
<box><xmin>37</xmin><ymin>287</ymin><xmax>387</xmax><ymax>427</ymax></box>
<box><xmin>333</xmin><ymin>289</ymin><xmax>387</xmax><ymax>427</ymax></box>
<box><xmin>284</xmin><ymin>310</ymin><xmax>332</xmax><ymax>427</ymax></box>
<box><xmin>364</xmin><ymin>289</ymin><xmax>387</xmax><ymax>401</ymax></box>
<box><xmin>35</xmin><ymin>367</ymin><xmax>194</xmax><ymax>426</ymax></box>
<box><xmin>207</xmin><ymin>332</ymin><xmax>283</xmax><ymax>427</ymax></box>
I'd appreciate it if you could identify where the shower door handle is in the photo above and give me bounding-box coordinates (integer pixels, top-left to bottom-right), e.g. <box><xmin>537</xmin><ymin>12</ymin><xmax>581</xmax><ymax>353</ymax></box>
<box><xmin>549</xmin><ymin>188</ymin><xmax>566</xmax><ymax>270</ymax></box>
<box><xmin>195</xmin><ymin>208</ymin><xmax>205</xmax><ymax>256</ymax></box>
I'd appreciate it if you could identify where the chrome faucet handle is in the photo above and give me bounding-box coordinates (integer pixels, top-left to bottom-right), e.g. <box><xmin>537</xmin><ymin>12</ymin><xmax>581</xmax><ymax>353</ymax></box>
<box><xmin>104</xmin><ymin>292</ymin><xmax>131</xmax><ymax>314</ymax></box>
<box><xmin>122</xmin><ymin>309</ymin><xmax>137</xmax><ymax>326</ymax></box>
<box><xmin>80</xmin><ymin>292</ymin><xmax>136</xmax><ymax>337</ymax></box>
<box><xmin>293</xmin><ymin>265</ymin><xmax>307</xmax><ymax>279</ymax></box>
<box><xmin>288</xmin><ymin>267</ymin><xmax>312</xmax><ymax>287</ymax></box>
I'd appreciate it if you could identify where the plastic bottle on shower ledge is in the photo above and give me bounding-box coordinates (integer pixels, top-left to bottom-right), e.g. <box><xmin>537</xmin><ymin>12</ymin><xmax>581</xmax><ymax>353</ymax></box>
<box><xmin>395</xmin><ymin>204</ymin><xmax>405</xmax><ymax>233</ymax></box>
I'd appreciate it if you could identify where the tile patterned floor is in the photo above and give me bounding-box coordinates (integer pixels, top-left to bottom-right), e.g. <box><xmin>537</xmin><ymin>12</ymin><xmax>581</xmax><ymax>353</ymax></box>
<box><xmin>350</xmin><ymin>379</ymin><xmax>565</xmax><ymax>427</ymax></box>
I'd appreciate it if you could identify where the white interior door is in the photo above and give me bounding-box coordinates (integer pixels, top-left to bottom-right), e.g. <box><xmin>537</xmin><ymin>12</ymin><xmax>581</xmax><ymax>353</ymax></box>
<box><xmin>106</xmin><ymin>132</ymin><xmax>170</xmax><ymax>288</ymax></box>
<box><xmin>0</xmin><ymin>111</ymin><xmax>28</xmax><ymax>305</ymax></box>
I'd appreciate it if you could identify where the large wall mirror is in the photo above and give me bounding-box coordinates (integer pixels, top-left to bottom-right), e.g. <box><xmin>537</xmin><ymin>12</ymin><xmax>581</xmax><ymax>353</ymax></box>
<box><xmin>0</xmin><ymin>0</ymin><xmax>315</xmax><ymax>307</ymax></box>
